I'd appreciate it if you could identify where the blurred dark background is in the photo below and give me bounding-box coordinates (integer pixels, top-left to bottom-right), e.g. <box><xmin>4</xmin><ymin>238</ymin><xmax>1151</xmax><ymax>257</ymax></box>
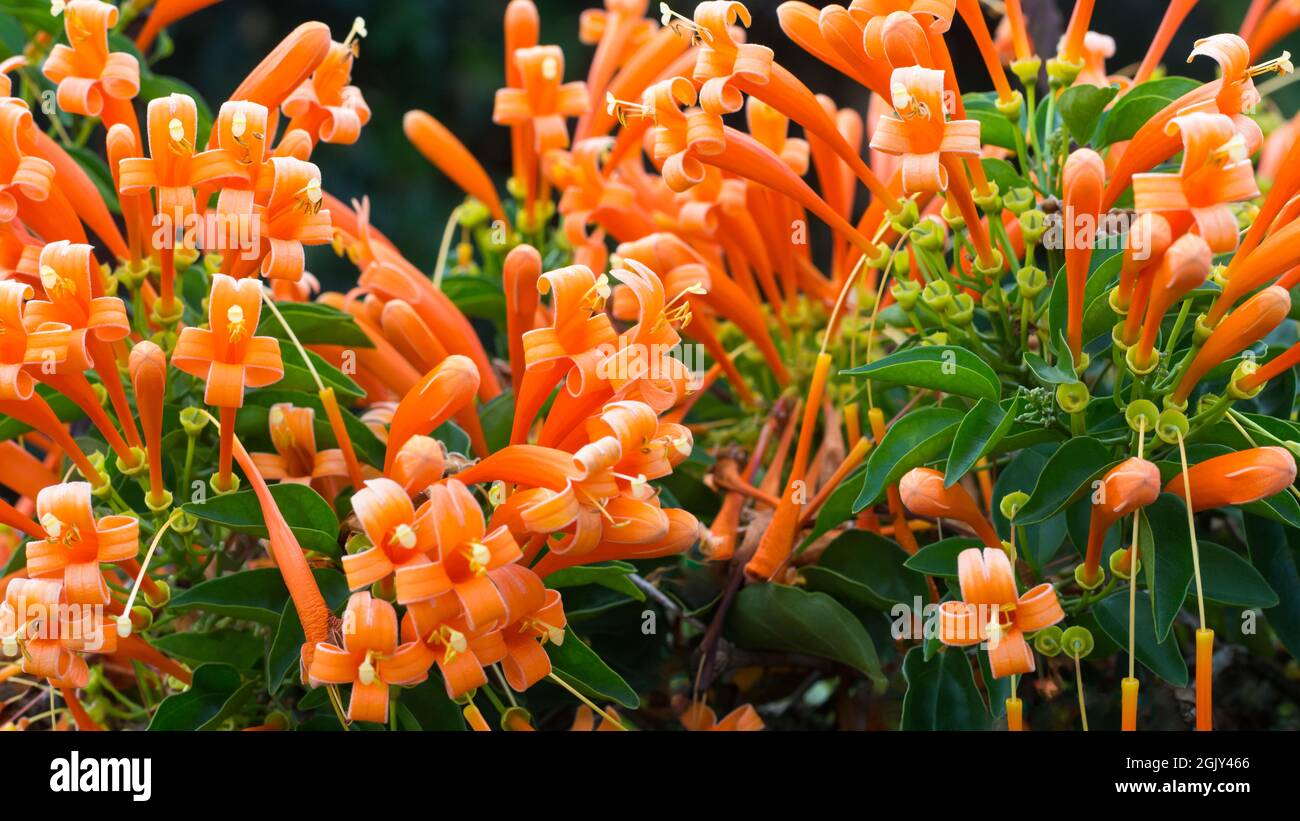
<box><xmin>162</xmin><ymin>0</ymin><xmax>1284</xmax><ymax>288</ymax></box>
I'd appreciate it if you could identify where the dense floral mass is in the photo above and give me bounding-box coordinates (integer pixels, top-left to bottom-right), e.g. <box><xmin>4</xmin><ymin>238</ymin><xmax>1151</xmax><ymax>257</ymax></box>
<box><xmin>1</xmin><ymin>0</ymin><xmax>1300</xmax><ymax>733</ymax></box>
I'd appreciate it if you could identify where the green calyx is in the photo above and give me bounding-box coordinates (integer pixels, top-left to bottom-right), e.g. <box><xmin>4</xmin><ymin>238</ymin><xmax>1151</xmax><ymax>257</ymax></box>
<box><xmin>1055</xmin><ymin>380</ymin><xmax>1090</xmax><ymax>414</ymax></box>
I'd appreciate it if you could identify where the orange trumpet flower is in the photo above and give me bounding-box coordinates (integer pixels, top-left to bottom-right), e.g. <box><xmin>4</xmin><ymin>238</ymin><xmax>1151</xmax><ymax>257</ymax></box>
<box><xmin>938</xmin><ymin>547</ymin><xmax>1065</xmax><ymax>678</ymax></box>
<box><xmin>136</xmin><ymin>0</ymin><xmax>224</xmax><ymax>53</ymax></box>
<box><xmin>1130</xmin><ymin>232</ymin><xmax>1212</xmax><ymax>371</ymax></box>
<box><xmin>1080</xmin><ymin>458</ymin><xmax>1160</xmax><ymax>587</ymax></box>
<box><xmin>850</xmin><ymin>0</ymin><xmax>957</xmax><ymax>61</ymax></box>
<box><xmin>899</xmin><ymin>467</ymin><xmax>1001</xmax><ymax>548</ymax></box>
<box><xmin>1115</xmin><ymin>213</ymin><xmax>1172</xmax><ymax>314</ymax></box>
<box><xmin>1239</xmin><ymin>338</ymin><xmax>1300</xmax><ymax>393</ymax></box>
<box><xmin>1164</xmin><ymin>447</ymin><xmax>1298</xmax><ymax>512</ymax></box>
<box><xmin>1172</xmin><ymin>286</ymin><xmax>1290</xmax><ymax>406</ymax></box>
<box><xmin>25</xmin><ymin>481</ymin><xmax>138</xmax><ymax>606</ymax></box>
<box><xmin>493</xmin><ymin>45</ymin><xmax>591</xmax><ymax>158</ymax></box>
<box><xmin>42</xmin><ymin>1</ymin><xmax>140</xmax><ymax>120</ymax></box>
<box><xmin>1063</xmin><ymin>148</ymin><xmax>1105</xmax><ymax>366</ymax></box>
<box><xmin>869</xmin><ymin>65</ymin><xmax>981</xmax><ymax>195</ymax></box>
<box><xmin>0</xmin><ymin>100</ymin><xmax>55</xmax><ymax>224</ymax></box>
<box><xmin>306</xmin><ymin>591</ymin><xmax>400</xmax><ymax>725</ymax></box>
<box><xmin>403</xmin><ymin>110</ymin><xmax>507</xmax><ymax>225</ymax></box>
<box><xmin>128</xmin><ymin>341</ymin><xmax>169</xmax><ymax>508</ymax></box>
<box><xmin>1133</xmin><ymin>112</ymin><xmax>1260</xmax><ymax>254</ymax></box>
<box><xmin>283</xmin><ymin>18</ymin><xmax>371</xmax><ymax>145</ymax></box>
<box><xmin>249</xmin><ymin>403</ymin><xmax>349</xmax><ymax>492</ymax></box>
<box><xmin>230</xmin><ymin>157</ymin><xmax>332</xmax><ymax>282</ymax></box>
<box><xmin>342</xmin><ymin>477</ymin><xmax>448</xmax><ymax>605</ymax></box>
<box><xmin>504</xmin><ymin>244</ymin><xmax>542</xmax><ymax>398</ymax></box>
<box><xmin>681</xmin><ymin>701</ymin><xmax>764</xmax><ymax>731</ymax></box>
<box><xmin>223</xmin><ymin>22</ymin><xmax>332</xmax><ymax>121</ymax></box>
<box><xmin>172</xmin><ymin>274</ymin><xmax>284</xmax><ymax>490</ymax></box>
<box><xmin>1133</xmin><ymin>0</ymin><xmax>1199</xmax><ymax>86</ymax></box>
<box><xmin>493</xmin><ymin>562</ymin><xmax>567</xmax><ymax>691</ymax></box>
<box><xmin>425</xmin><ymin>479</ymin><xmax>523</xmax><ymax>630</ymax></box>
<box><xmin>1058</xmin><ymin>0</ymin><xmax>1097</xmax><ymax>66</ymax></box>
<box><xmin>2</xmin><ymin>577</ymin><xmax>115</xmax><ymax>688</ymax></box>
<box><xmin>383</xmin><ymin>354</ymin><xmax>480</xmax><ymax>472</ymax></box>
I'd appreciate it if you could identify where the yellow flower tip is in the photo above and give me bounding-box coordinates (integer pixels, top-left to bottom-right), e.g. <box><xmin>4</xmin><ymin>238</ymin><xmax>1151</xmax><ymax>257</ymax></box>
<box><xmin>1209</xmin><ymin>133</ymin><xmax>1248</xmax><ymax>167</ymax></box>
<box><xmin>438</xmin><ymin>625</ymin><xmax>467</xmax><ymax>657</ymax></box>
<box><xmin>468</xmin><ymin>540</ymin><xmax>491</xmax><ymax>573</ymax></box>
<box><xmin>226</xmin><ymin>304</ymin><xmax>247</xmax><ymax>342</ymax></box>
<box><xmin>391</xmin><ymin>523</ymin><xmax>417</xmax><ymax>550</ymax></box>
<box><xmin>39</xmin><ymin>512</ymin><xmax>63</xmax><ymax>540</ymax></box>
<box><xmin>541</xmin><ymin>56</ymin><xmax>559</xmax><ymax>81</ymax></box>
<box><xmin>1</xmin><ymin>636</ymin><xmax>16</xmax><ymax>657</ymax></box>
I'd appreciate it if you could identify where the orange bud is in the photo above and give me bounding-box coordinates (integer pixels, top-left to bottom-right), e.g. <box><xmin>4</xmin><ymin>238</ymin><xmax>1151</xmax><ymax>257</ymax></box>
<box><xmin>129</xmin><ymin>341</ymin><xmax>168</xmax><ymax>506</ymax></box>
<box><xmin>1082</xmin><ymin>457</ymin><xmax>1160</xmax><ymax>585</ymax></box>
<box><xmin>1164</xmin><ymin>447</ymin><xmax>1298</xmax><ymax>512</ymax></box>
<box><xmin>1172</xmin><ymin>285</ymin><xmax>1291</xmax><ymax>406</ymax></box>
<box><xmin>1117</xmin><ymin>212</ymin><xmax>1172</xmax><ymax>312</ymax></box>
<box><xmin>1063</xmin><ymin>149</ymin><xmax>1105</xmax><ymax>366</ymax></box>
<box><xmin>1133</xmin><ymin>232</ymin><xmax>1212</xmax><ymax>369</ymax></box>
<box><xmin>898</xmin><ymin>467</ymin><xmax>1001</xmax><ymax>548</ymax></box>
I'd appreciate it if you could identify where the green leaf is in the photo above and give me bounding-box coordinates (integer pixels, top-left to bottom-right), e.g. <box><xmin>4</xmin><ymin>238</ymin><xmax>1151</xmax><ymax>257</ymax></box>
<box><xmin>182</xmin><ymin>483</ymin><xmax>340</xmax><ymax>555</ymax></box>
<box><xmin>397</xmin><ymin>677</ymin><xmax>466</xmax><ymax>730</ymax></box>
<box><xmin>842</xmin><ymin>346</ymin><xmax>999</xmax><ymax>401</ymax></box>
<box><xmin>149</xmin><ymin>664</ymin><xmax>254</xmax><ymax>730</ymax></box>
<box><xmin>257</xmin><ymin>302</ymin><xmax>372</xmax><ymax>347</ymax></box>
<box><xmin>1023</xmin><ymin>352</ymin><xmax>1077</xmax><ymax>386</ymax></box>
<box><xmin>945</xmin><ymin>396</ymin><xmax>1020</xmax><ymax>486</ymax></box>
<box><xmin>1058</xmin><ymin>83</ymin><xmax>1118</xmax><ymax>145</ymax></box>
<box><xmin>441</xmin><ymin>276</ymin><xmax>506</xmax><ymax>325</ymax></box>
<box><xmin>727</xmin><ymin>584</ymin><xmax>884</xmax><ymax>682</ymax></box>
<box><xmin>1014</xmin><ymin>437</ymin><xmax>1120</xmax><ymax>525</ymax></box>
<box><xmin>171</xmin><ymin>567</ymin><xmax>347</xmax><ymax>625</ymax></box>
<box><xmin>854</xmin><ymin>406</ymin><xmax>965</xmax><ymax>510</ymax></box>
<box><xmin>1140</xmin><ymin>493</ymin><xmax>1194</xmax><ymax>641</ymax></box>
<box><xmin>981</xmin><ymin>158</ymin><xmax>1027</xmax><ymax>195</ymax></box>
<box><xmin>963</xmin><ymin>95</ymin><xmax>1017</xmax><ymax>151</ymax></box>
<box><xmin>799</xmin><ymin>530</ymin><xmax>927</xmax><ymax>610</ymax></box>
<box><xmin>1245</xmin><ymin>515</ymin><xmax>1300</xmax><ymax>658</ymax></box>
<box><xmin>798</xmin><ymin>466</ymin><xmax>864</xmax><ymax>550</ymax></box>
<box><xmin>1199</xmin><ymin>542</ymin><xmax>1278</xmax><ymax>608</ymax></box>
<box><xmin>275</xmin><ymin>341</ymin><xmax>365</xmax><ymax>401</ymax></box>
<box><xmin>546</xmin><ymin>627</ymin><xmax>640</xmax><ymax>709</ymax></box>
<box><xmin>1093</xmin><ymin>591</ymin><xmax>1189</xmax><ymax>686</ymax></box>
<box><xmin>904</xmin><ymin>537</ymin><xmax>984</xmax><ymax>578</ymax></box>
<box><xmin>152</xmin><ymin>630</ymin><xmax>263</xmax><ymax>670</ymax></box>
<box><xmin>480</xmin><ymin>391</ymin><xmax>515</xmax><ymax>452</ymax></box>
<box><xmin>545</xmin><ymin>561</ymin><xmax>645</xmax><ymax>601</ymax></box>
<box><xmin>1095</xmin><ymin>76</ymin><xmax>1200</xmax><ymax>147</ymax></box>
<box><xmin>900</xmin><ymin>646</ymin><xmax>991</xmax><ymax>730</ymax></box>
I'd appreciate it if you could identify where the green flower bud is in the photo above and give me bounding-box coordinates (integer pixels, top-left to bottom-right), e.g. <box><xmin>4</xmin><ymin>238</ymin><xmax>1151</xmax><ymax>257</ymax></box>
<box><xmin>1055</xmin><ymin>381</ymin><xmax>1090</xmax><ymax>414</ymax></box>
<box><xmin>180</xmin><ymin>406</ymin><xmax>210</xmax><ymax>437</ymax></box>
<box><xmin>866</xmin><ymin>241</ymin><xmax>893</xmax><ymax>269</ymax></box>
<box><xmin>144</xmin><ymin>489</ymin><xmax>174</xmax><ymax>515</ymax></box>
<box><xmin>1046</xmin><ymin>55</ymin><xmax>1084</xmax><ymax>87</ymax></box>
<box><xmin>1061</xmin><ymin>625</ymin><xmax>1095</xmax><ymax>659</ymax></box>
<box><xmin>210</xmin><ymin>472</ymin><xmax>242</xmax><ymax>495</ymax></box>
<box><xmin>1000</xmin><ymin>490</ymin><xmax>1030</xmax><ymax>521</ymax></box>
<box><xmin>921</xmin><ymin>280</ymin><xmax>954</xmax><ymax>314</ymax></box>
<box><xmin>1125</xmin><ymin>344</ymin><xmax>1158</xmax><ymax>376</ymax></box>
<box><xmin>972</xmin><ymin>248</ymin><xmax>1006</xmax><ymax>278</ymax></box>
<box><xmin>941</xmin><ymin>202</ymin><xmax>965</xmax><ymax>231</ymax></box>
<box><xmin>913</xmin><ymin>218</ymin><xmax>946</xmax><ymax>252</ymax></box>
<box><xmin>891</xmin><ymin>249</ymin><xmax>911</xmax><ymax>277</ymax></box>
<box><xmin>1033</xmin><ymin>625</ymin><xmax>1064</xmax><ymax>657</ymax></box>
<box><xmin>1125</xmin><ymin>399</ymin><xmax>1159</xmax><ymax>434</ymax></box>
<box><xmin>115</xmin><ymin>446</ymin><xmax>149</xmax><ymax>477</ymax></box>
<box><xmin>458</xmin><ymin>199</ymin><xmax>491</xmax><ymax>228</ymax></box>
<box><xmin>171</xmin><ymin>511</ymin><xmax>198</xmax><ymax>535</ymax></box>
<box><xmin>1016</xmin><ymin>266</ymin><xmax>1047</xmax><ymax>300</ymax></box>
<box><xmin>995</xmin><ymin>90</ymin><xmax>1024</xmax><ymax>120</ymax></box>
<box><xmin>1004</xmin><ymin>186</ymin><xmax>1036</xmax><ymax>215</ymax></box>
<box><xmin>949</xmin><ymin>293</ymin><xmax>976</xmax><ymax>325</ymax></box>
<box><xmin>891</xmin><ymin>279</ymin><xmax>922</xmax><ymax>311</ymax></box>
<box><xmin>887</xmin><ymin>197</ymin><xmax>920</xmax><ymax>233</ymax></box>
<box><xmin>1074</xmin><ymin>562</ymin><xmax>1105</xmax><ymax>590</ymax></box>
<box><xmin>1019</xmin><ymin>210</ymin><xmax>1047</xmax><ymax>245</ymax></box>
<box><xmin>143</xmin><ymin>580</ymin><xmax>171</xmax><ymax>609</ymax></box>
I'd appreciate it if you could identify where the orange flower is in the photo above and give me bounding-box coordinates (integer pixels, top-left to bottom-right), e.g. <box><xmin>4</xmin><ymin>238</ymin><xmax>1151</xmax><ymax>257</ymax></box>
<box><xmin>680</xmin><ymin>701</ymin><xmax>764</xmax><ymax>731</ymax></box>
<box><xmin>504</xmin><ymin>243</ymin><xmax>542</xmax><ymax>397</ymax></box>
<box><xmin>1164</xmin><ymin>447</ymin><xmax>1298</xmax><ymax>512</ymax></box>
<box><xmin>2</xmin><ymin>577</ymin><xmax>116</xmax><ymax>688</ymax></box>
<box><xmin>0</xmin><ymin>100</ymin><xmax>55</xmax><ymax>224</ymax></box>
<box><xmin>383</xmin><ymin>354</ymin><xmax>480</xmax><ymax>472</ymax></box>
<box><xmin>306</xmin><ymin>591</ymin><xmax>399</xmax><ymax>725</ymax></box>
<box><xmin>849</xmin><ymin>0</ymin><xmax>957</xmax><ymax>61</ymax></box>
<box><xmin>403</xmin><ymin>110</ymin><xmax>507</xmax><ymax>225</ymax></box>
<box><xmin>1249</xmin><ymin>0</ymin><xmax>1300</xmax><ymax>58</ymax></box>
<box><xmin>1062</xmin><ymin>148</ymin><xmax>1105</xmax><ymax>366</ymax></box>
<box><xmin>1115</xmin><ymin>213</ymin><xmax>1172</xmax><ymax>314</ymax></box>
<box><xmin>136</xmin><ymin>0</ymin><xmax>224</xmax><ymax>53</ymax></box>
<box><xmin>1133</xmin><ymin>112</ymin><xmax>1260</xmax><ymax>254</ymax></box>
<box><xmin>25</xmin><ymin>481</ymin><xmax>138</xmax><ymax>606</ymax></box>
<box><xmin>1240</xmin><ymin>337</ymin><xmax>1300</xmax><ymax>393</ymax></box>
<box><xmin>571</xmin><ymin>704</ymin><xmax>624</xmax><ymax>731</ymax></box>
<box><xmin>776</xmin><ymin>3</ymin><xmax>888</xmax><ymax>96</ymax></box>
<box><xmin>938</xmin><ymin>547</ymin><xmax>1065</xmax><ymax>678</ymax></box>
<box><xmin>1080</xmin><ymin>458</ymin><xmax>1160</xmax><ymax>587</ymax></box>
<box><xmin>341</xmin><ymin>477</ymin><xmax>444</xmax><ymax>605</ymax></box>
<box><xmin>492</xmin><ymin>562</ymin><xmax>567</xmax><ymax>691</ymax></box>
<box><xmin>250</xmin><ymin>403</ymin><xmax>349</xmax><ymax>492</ymax></box>
<box><xmin>1133</xmin><ymin>0</ymin><xmax>1198</xmax><ymax>86</ymax></box>
<box><xmin>493</xmin><ymin>45</ymin><xmax>590</xmax><ymax>157</ymax></box>
<box><xmin>576</xmin><ymin>0</ymin><xmax>655</xmax><ymax>139</ymax></box>
<box><xmin>223</xmin><ymin>22</ymin><xmax>332</xmax><ymax>118</ymax></box>
<box><xmin>41</xmin><ymin>1</ymin><xmax>140</xmax><ymax>119</ymax></box>
<box><xmin>1130</xmin><ymin>232</ymin><xmax>1212</xmax><ymax>371</ymax></box>
<box><xmin>1058</xmin><ymin>0</ymin><xmax>1097</xmax><ymax>66</ymax></box>
<box><xmin>899</xmin><ymin>467</ymin><xmax>1001</xmax><ymax>548</ymax></box>
<box><xmin>425</xmin><ymin>479</ymin><xmax>523</xmax><ymax>630</ymax></box>
<box><xmin>128</xmin><ymin>341</ymin><xmax>169</xmax><ymax>508</ymax></box>
<box><xmin>172</xmin><ymin>273</ymin><xmax>284</xmax><ymax>489</ymax></box>
<box><xmin>229</xmin><ymin>157</ymin><xmax>332</xmax><ymax>282</ymax></box>
<box><xmin>283</xmin><ymin>18</ymin><xmax>371</xmax><ymax>145</ymax></box>
<box><xmin>1002</xmin><ymin>0</ymin><xmax>1033</xmax><ymax>62</ymax></box>
<box><xmin>1172</xmin><ymin>286</ymin><xmax>1290</xmax><ymax>406</ymax></box>
<box><xmin>869</xmin><ymin>65</ymin><xmax>981</xmax><ymax>194</ymax></box>
<box><xmin>387</xmin><ymin>434</ymin><xmax>445</xmax><ymax>496</ymax></box>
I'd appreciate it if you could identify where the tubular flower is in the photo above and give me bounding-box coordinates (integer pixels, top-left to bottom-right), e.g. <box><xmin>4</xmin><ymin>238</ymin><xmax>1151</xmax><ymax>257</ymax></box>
<box><xmin>493</xmin><ymin>562</ymin><xmax>567</xmax><ymax>691</ymax></box>
<box><xmin>1080</xmin><ymin>458</ymin><xmax>1161</xmax><ymax>587</ymax></box>
<box><xmin>1130</xmin><ymin>232</ymin><xmax>1212</xmax><ymax>372</ymax></box>
<box><xmin>383</xmin><ymin>354</ymin><xmax>481</xmax><ymax>471</ymax></box>
<box><xmin>384</xmin><ymin>601</ymin><xmax>494</xmax><ymax>700</ymax></box>
<box><xmin>128</xmin><ymin>341</ymin><xmax>169</xmax><ymax>508</ymax></box>
<box><xmin>306</xmin><ymin>591</ymin><xmax>400</xmax><ymax>725</ymax></box>
<box><xmin>1</xmin><ymin>578</ymin><xmax>116</xmax><ymax>688</ymax></box>
<box><xmin>210</xmin><ymin>100</ymin><xmax>272</xmax><ymax>217</ymax></box>
<box><xmin>680</xmin><ymin>702</ymin><xmax>764</xmax><ymax>731</ymax></box>
<box><xmin>1115</xmin><ymin>213</ymin><xmax>1172</xmax><ymax>314</ymax></box>
<box><xmin>424</xmin><ymin>479</ymin><xmax>523</xmax><ymax>630</ymax></box>
<box><xmin>229</xmin><ymin>157</ymin><xmax>332</xmax><ymax>282</ymax></box>
<box><xmin>41</xmin><ymin>1</ymin><xmax>140</xmax><ymax>120</ymax></box>
<box><xmin>1172</xmin><ymin>286</ymin><xmax>1290</xmax><ymax>406</ymax></box>
<box><xmin>172</xmin><ymin>274</ymin><xmax>284</xmax><ymax>409</ymax></box>
<box><xmin>136</xmin><ymin>0</ymin><xmax>224</xmax><ymax>53</ymax></box>
<box><xmin>1062</xmin><ymin>148</ymin><xmax>1105</xmax><ymax>367</ymax></box>
<box><xmin>0</xmin><ymin>100</ymin><xmax>55</xmax><ymax>223</ymax></box>
<box><xmin>1133</xmin><ymin>112</ymin><xmax>1260</xmax><ymax>254</ymax></box>
<box><xmin>849</xmin><ymin>0</ymin><xmax>957</xmax><ymax>60</ymax></box>
<box><xmin>899</xmin><ymin>467</ymin><xmax>1000</xmax><ymax>548</ymax></box>
<box><xmin>387</xmin><ymin>434</ymin><xmax>445</xmax><ymax>497</ymax></box>
<box><xmin>938</xmin><ymin>547</ymin><xmax>1065</xmax><ymax>678</ymax></box>
<box><xmin>576</xmin><ymin>0</ymin><xmax>654</xmax><ymax>137</ymax></box>
<box><xmin>493</xmin><ymin>45</ymin><xmax>590</xmax><ymax>157</ymax></box>
<box><xmin>342</xmin><ymin>477</ymin><xmax>446</xmax><ymax>604</ymax></box>
<box><xmin>1240</xmin><ymin>338</ymin><xmax>1300</xmax><ymax>393</ymax></box>
<box><xmin>1249</xmin><ymin>0</ymin><xmax>1300</xmax><ymax>58</ymax></box>
<box><xmin>250</xmin><ymin>403</ymin><xmax>349</xmax><ymax>491</ymax></box>
<box><xmin>1058</xmin><ymin>0</ymin><xmax>1097</xmax><ymax>67</ymax></box>
<box><xmin>283</xmin><ymin>18</ymin><xmax>372</xmax><ymax>145</ymax></box>
<box><xmin>403</xmin><ymin>110</ymin><xmax>507</xmax><ymax>224</ymax></box>
<box><xmin>25</xmin><ymin>481</ymin><xmax>138</xmax><ymax>606</ymax></box>
<box><xmin>869</xmin><ymin>66</ymin><xmax>980</xmax><ymax>194</ymax></box>
<box><xmin>1164</xmin><ymin>447</ymin><xmax>1298</xmax><ymax>512</ymax></box>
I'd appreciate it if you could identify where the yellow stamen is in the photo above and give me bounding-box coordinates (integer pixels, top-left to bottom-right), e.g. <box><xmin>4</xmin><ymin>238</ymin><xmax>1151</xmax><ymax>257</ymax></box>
<box><xmin>226</xmin><ymin>304</ymin><xmax>247</xmax><ymax>343</ymax></box>
<box><xmin>39</xmin><ymin>265</ymin><xmax>76</xmax><ymax>299</ymax></box>
<box><xmin>231</xmin><ymin>109</ymin><xmax>247</xmax><ymax>140</ymax></box>
<box><xmin>605</xmin><ymin>92</ymin><xmax>653</xmax><ymax>128</ymax></box>
<box><xmin>298</xmin><ymin>178</ymin><xmax>324</xmax><ymax>215</ymax></box>
<box><xmin>1247</xmin><ymin>51</ymin><xmax>1294</xmax><ymax>78</ymax></box>
<box><xmin>1209</xmin><ymin>134</ymin><xmax>1248</xmax><ymax>167</ymax></box>
<box><xmin>465</xmin><ymin>540</ymin><xmax>492</xmax><ymax>574</ymax></box>
<box><xmin>659</xmin><ymin>3</ymin><xmax>712</xmax><ymax>44</ymax></box>
<box><xmin>343</xmin><ymin>17</ymin><xmax>368</xmax><ymax>49</ymax></box>
<box><xmin>390</xmin><ymin>523</ymin><xmax>417</xmax><ymax>551</ymax></box>
<box><xmin>582</xmin><ymin>274</ymin><xmax>612</xmax><ymax>313</ymax></box>
<box><xmin>357</xmin><ymin>651</ymin><xmax>376</xmax><ymax>686</ymax></box>
<box><xmin>167</xmin><ymin>118</ymin><xmax>192</xmax><ymax>154</ymax></box>
<box><xmin>891</xmin><ymin>83</ymin><xmax>931</xmax><ymax>121</ymax></box>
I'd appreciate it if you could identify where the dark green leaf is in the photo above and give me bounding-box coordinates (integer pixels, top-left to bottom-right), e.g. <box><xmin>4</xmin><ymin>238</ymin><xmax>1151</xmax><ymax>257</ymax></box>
<box><xmin>1093</xmin><ymin>591</ymin><xmax>1189</xmax><ymax>686</ymax></box>
<box><xmin>182</xmin><ymin>483</ymin><xmax>339</xmax><ymax>555</ymax></box>
<box><xmin>1058</xmin><ymin>83</ymin><xmax>1118</xmax><ymax>145</ymax></box>
<box><xmin>1015</xmin><ymin>437</ymin><xmax>1120</xmax><ymax>524</ymax></box>
<box><xmin>545</xmin><ymin>561</ymin><xmax>645</xmax><ymax>601</ymax></box>
<box><xmin>1245</xmin><ymin>515</ymin><xmax>1300</xmax><ymax>658</ymax></box>
<box><xmin>546</xmin><ymin>626</ymin><xmax>640</xmax><ymax>709</ymax></box>
<box><xmin>854</xmin><ymin>406</ymin><xmax>965</xmax><ymax>510</ymax></box>
<box><xmin>904</xmin><ymin>537</ymin><xmax>984</xmax><ymax>578</ymax></box>
<box><xmin>728</xmin><ymin>584</ymin><xmax>883</xmax><ymax>682</ymax></box>
<box><xmin>945</xmin><ymin>397</ymin><xmax>1020</xmax><ymax>486</ymax></box>
<box><xmin>149</xmin><ymin>664</ymin><xmax>254</xmax><ymax>730</ymax></box>
<box><xmin>171</xmin><ymin>567</ymin><xmax>347</xmax><ymax>625</ymax></box>
<box><xmin>152</xmin><ymin>630</ymin><xmax>263</xmax><ymax>670</ymax></box>
<box><xmin>842</xmin><ymin>346</ymin><xmax>1000</xmax><ymax>401</ymax></box>
<box><xmin>1140</xmin><ymin>493</ymin><xmax>1194</xmax><ymax>641</ymax></box>
<box><xmin>900</xmin><ymin>646</ymin><xmax>990</xmax><ymax>730</ymax></box>
<box><xmin>257</xmin><ymin>302</ymin><xmax>372</xmax><ymax>347</ymax></box>
<box><xmin>1199</xmin><ymin>542</ymin><xmax>1278</xmax><ymax>608</ymax></box>
<box><xmin>800</xmin><ymin>530</ymin><xmax>927</xmax><ymax>610</ymax></box>
<box><xmin>441</xmin><ymin>276</ymin><xmax>506</xmax><ymax>325</ymax></box>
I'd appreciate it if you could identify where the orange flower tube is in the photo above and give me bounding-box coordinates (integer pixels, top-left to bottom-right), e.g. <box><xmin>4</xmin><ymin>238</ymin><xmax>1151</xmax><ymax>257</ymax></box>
<box><xmin>128</xmin><ymin>341</ymin><xmax>169</xmax><ymax>508</ymax></box>
<box><xmin>504</xmin><ymin>244</ymin><xmax>542</xmax><ymax>398</ymax></box>
<box><xmin>954</xmin><ymin>0</ymin><xmax>1016</xmax><ymax>103</ymax></box>
<box><xmin>1171</xmin><ymin>286</ymin><xmax>1290</xmax><ymax>406</ymax></box>
<box><xmin>1116</xmin><ymin>213</ymin><xmax>1172</xmax><ymax>314</ymax></box>
<box><xmin>1059</xmin><ymin>0</ymin><xmax>1097</xmax><ymax>65</ymax></box>
<box><xmin>1004</xmin><ymin>0</ymin><xmax>1033</xmax><ymax>62</ymax></box>
<box><xmin>136</xmin><ymin>0</ymin><xmax>223</xmax><ymax>51</ymax></box>
<box><xmin>1080</xmin><ymin>458</ymin><xmax>1160</xmax><ymax>587</ymax></box>
<box><xmin>1133</xmin><ymin>0</ymin><xmax>1199</xmax><ymax>86</ymax></box>
<box><xmin>403</xmin><ymin>110</ymin><xmax>507</xmax><ymax>225</ymax></box>
<box><xmin>1063</xmin><ymin>149</ymin><xmax>1105</xmax><ymax>366</ymax></box>
<box><xmin>1249</xmin><ymin>1</ymin><xmax>1300</xmax><ymax>58</ymax></box>
<box><xmin>1122</xmin><ymin>676</ymin><xmax>1140</xmax><ymax>731</ymax></box>
<box><xmin>383</xmin><ymin>355</ymin><xmax>480</xmax><ymax>472</ymax></box>
<box><xmin>1239</xmin><ymin>338</ymin><xmax>1300</xmax><ymax>393</ymax></box>
<box><xmin>1131</xmin><ymin>233</ymin><xmax>1212</xmax><ymax>371</ymax></box>
<box><xmin>898</xmin><ymin>467</ymin><xmax>1001</xmax><ymax>548</ymax></box>
<box><xmin>1164</xmin><ymin>447</ymin><xmax>1298</xmax><ymax>512</ymax></box>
